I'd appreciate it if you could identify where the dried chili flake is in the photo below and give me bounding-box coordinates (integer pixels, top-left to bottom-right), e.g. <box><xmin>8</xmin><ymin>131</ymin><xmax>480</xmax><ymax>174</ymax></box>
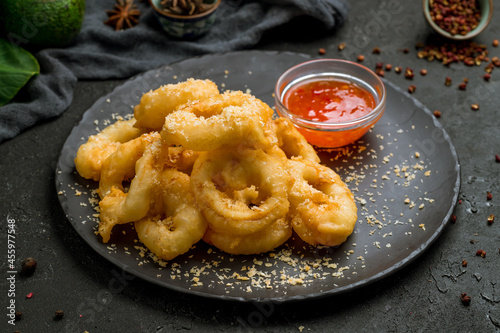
<box><xmin>460</xmin><ymin>293</ymin><xmax>471</xmax><ymax>305</ymax></box>
<box><xmin>26</xmin><ymin>292</ymin><xmax>33</xmax><ymax>299</ymax></box>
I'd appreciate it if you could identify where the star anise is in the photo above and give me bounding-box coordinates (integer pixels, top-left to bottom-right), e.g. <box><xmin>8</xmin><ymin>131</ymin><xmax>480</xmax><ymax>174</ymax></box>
<box><xmin>104</xmin><ymin>0</ymin><xmax>141</xmax><ymax>31</ymax></box>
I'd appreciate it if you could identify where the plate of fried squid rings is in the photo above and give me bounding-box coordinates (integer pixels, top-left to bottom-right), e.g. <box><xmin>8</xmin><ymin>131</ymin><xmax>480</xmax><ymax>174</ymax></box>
<box><xmin>56</xmin><ymin>50</ymin><xmax>460</xmax><ymax>302</ymax></box>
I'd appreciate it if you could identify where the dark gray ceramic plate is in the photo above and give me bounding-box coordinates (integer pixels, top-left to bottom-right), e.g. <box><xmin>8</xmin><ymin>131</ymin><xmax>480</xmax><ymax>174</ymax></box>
<box><xmin>56</xmin><ymin>50</ymin><xmax>460</xmax><ymax>303</ymax></box>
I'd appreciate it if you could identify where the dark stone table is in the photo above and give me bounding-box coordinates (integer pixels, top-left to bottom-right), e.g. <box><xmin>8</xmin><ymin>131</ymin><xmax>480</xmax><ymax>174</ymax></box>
<box><xmin>1</xmin><ymin>1</ymin><xmax>499</xmax><ymax>332</ymax></box>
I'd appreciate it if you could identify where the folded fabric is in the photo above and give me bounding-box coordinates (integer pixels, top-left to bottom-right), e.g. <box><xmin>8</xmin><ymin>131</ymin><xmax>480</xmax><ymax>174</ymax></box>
<box><xmin>0</xmin><ymin>0</ymin><xmax>349</xmax><ymax>143</ymax></box>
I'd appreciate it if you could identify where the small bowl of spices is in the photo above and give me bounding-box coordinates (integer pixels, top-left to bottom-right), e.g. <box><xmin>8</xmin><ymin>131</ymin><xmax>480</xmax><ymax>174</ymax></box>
<box><xmin>423</xmin><ymin>0</ymin><xmax>493</xmax><ymax>40</ymax></box>
<box><xmin>149</xmin><ymin>0</ymin><xmax>221</xmax><ymax>39</ymax></box>
<box><xmin>274</xmin><ymin>59</ymin><xmax>386</xmax><ymax>148</ymax></box>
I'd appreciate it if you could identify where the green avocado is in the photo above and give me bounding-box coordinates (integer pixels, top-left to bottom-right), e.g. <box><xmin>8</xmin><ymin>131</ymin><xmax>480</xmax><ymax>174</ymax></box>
<box><xmin>0</xmin><ymin>0</ymin><xmax>86</xmax><ymax>48</ymax></box>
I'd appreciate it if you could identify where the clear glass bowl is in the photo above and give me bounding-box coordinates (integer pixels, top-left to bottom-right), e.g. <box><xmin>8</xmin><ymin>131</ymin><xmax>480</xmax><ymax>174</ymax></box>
<box><xmin>275</xmin><ymin>59</ymin><xmax>386</xmax><ymax>148</ymax></box>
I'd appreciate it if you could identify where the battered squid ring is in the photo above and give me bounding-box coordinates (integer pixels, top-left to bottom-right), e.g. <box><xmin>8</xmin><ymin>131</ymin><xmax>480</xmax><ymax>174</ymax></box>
<box><xmin>272</xmin><ymin>118</ymin><xmax>320</xmax><ymax>163</ymax></box>
<box><xmin>286</xmin><ymin>158</ymin><xmax>358</xmax><ymax>246</ymax></box>
<box><xmin>161</xmin><ymin>91</ymin><xmax>276</xmax><ymax>151</ymax></box>
<box><xmin>98</xmin><ymin>137</ymin><xmax>166</xmax><ymax>243</ymax></box>
<box><xmin>98</xmin><ymin>132</ymin><xmax>161</xmax><ymax>199</ymax></box>
<box><xmin>134</xmin><ymin>168</ymin><xmax>208</xmax><ymax>261</ymax></box>
<box><xmin>203</xmin><ymin>218</ymin><xmax>291</xmax><ymax>255</ymax></box>
<box><xmin>133</xmin><ymin>78</ymin><xmax>219</xmax><ymax>130</ymax></box>
<box><xmin>190</xmin><ymin>148</ymin><xmax>291</xmax><ymax>236</ymax></box>
<box><xmin>74</xmin><ymin>118</ymin><xmax>144</xmax><ymax>181</ymax></box>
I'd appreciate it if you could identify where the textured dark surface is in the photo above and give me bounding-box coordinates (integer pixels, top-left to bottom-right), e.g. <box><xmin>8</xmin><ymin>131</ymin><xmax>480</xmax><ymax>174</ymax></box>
<box><xmin>1</xmin><ymin>1</ymin><xmax>499</xmax><ymax>332</ymax></box>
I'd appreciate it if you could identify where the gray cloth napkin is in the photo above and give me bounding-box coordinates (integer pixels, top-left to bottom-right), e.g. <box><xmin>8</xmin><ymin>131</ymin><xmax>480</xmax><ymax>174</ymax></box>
<box><xmin>0</xmin><ymin>0</ymin><xmax>349</xmax><ymax>143</ymax></box>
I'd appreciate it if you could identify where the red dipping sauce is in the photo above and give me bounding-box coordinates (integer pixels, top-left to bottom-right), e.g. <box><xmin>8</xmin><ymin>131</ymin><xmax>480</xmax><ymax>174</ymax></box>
<box><xmin>283</xmin><ymin>79</ymin><xmax>376</xmax><ymax>123</ymax></box>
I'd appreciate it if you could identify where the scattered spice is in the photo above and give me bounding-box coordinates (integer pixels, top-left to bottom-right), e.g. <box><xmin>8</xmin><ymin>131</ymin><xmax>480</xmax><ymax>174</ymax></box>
<box><xmin>338</xmin><ymin>42</ymin><xmax>346</xmax><ymax>51</ymax></box>
<box><xmin>104</xmin><ymin>0</ymin><xmax>141</xmax><ymax>31</ymax></box>
<box><xmin>420</xmin><ymin>69</ymin><xmax>428</xmax><ymax>75</ymax></box>
<box><xmin>318</xmin><ymin>48</ymin><xmax>326</xmax><ymax>55</ymax></box>
<box><xmin>483</xmin><ymin>73</ymin><xmax>491</xmax><ymax>81</ymax></box>
<box><xmin>445</xmin><ymin>76</ymin><xmax>452</xmax><ymax>86</ymax></box>
<box><xmin>372</xmin><ymin>47</ymin><xmax>381</xmax><ymax>54</ymax></box>
<box><xmin>434</xmin><ymin>110</ymin><xmax>442</xmax><ymax>118</ymax></box>
<box><xmin>394</xmin><ymin>66</ymin><xmax>402</xmax><ymax>74</ymax></box>
<box><xmin>376</xmin><ymin>69</ymin><xmax>385</xmax><ymax>77</ymax></box>
<box><xmin>408</xmin><ymin>85</ymin><xmax>416</xmax><ymax>93</ymax></box>
<box><xmin>493</xmin><ymin>39</ymin><xmax>499</xmax><ymax>47</ymax></box>
<box><xmin>496</xmin><ymin>154</ymin><xmax>500</xmax><ymax>162</ymax></box>
<box><xmin>461</xmin><ymin>259</ymin><xmax>468</xmax><ymax>267</ymax></box>
<box><xmin>487</xmin><ymin>191</ymin><xmax>493</xmax><ymax>200</ymax></box>
<box><xmin>416</xmin><ymin>38</ymin><xmax>489</xmax><ymax>67</ymax></box>
<box><xmin>402</xmin><ymin>48</ymin><xmax>410</xmax><ymax>54</ymax></box>
<box><xmin>487</xmin><ymin>214</ymin><xmax>495</xmax><ymax>225</ymax></box>
<box><xmin>476</xmin><ymin>249</ymin><xmax>486</xmax><ymax>258</ymax></box>
<box><xmin>26</xmin><ymin>292</ymin><xmax>33</xmax><ymax>299</ymax></box>
<box><xmin>458</xmin><ymin>82</ymin><xmax>467</xmax><ymax>90</ymax></box>
<box><xmin>450</xmin><ymin>214</ymin><xmax>457</xmax><ymax>223</ymax></box>
<box><xmin>460</xmin><ymin>293</ymin><xmax>471</xmax><ymax>305</ymax></box>
<box><xmin>21</xmin><ymin>257</ymin><xmax>37</xmax><ymax>276</ymax></box>
<box><xmin>470</xmin><ymin>104</ymin><xmax>479</xmax><ymax>110</ymax></box>
<box><xmin>385</xmin><ymin>64</ymin><xmax>392</xmax><ymax>71</ymax></box>
<box><xmin>54</xmin><ymin>310</ymin><xmax>64</xmax><ymax>320</ymax></box>
<box><xmin>15</xmin><ymin>311</ymin><xmax>22</xmax><ymax>321</ymax></box>
<box><xmin>357</xmin><ymin>55</ymin><xmax>365</xmax><ymax>62</ymax></box>
<box><xmin>404</xmin><ymin>67</ymin><xmax>414</xmax><ymax>79</ymax></box>
<box><xmin>160</xmin><ymin>0</ymin><xmax>216</xmax><ymax>15</ymax></box>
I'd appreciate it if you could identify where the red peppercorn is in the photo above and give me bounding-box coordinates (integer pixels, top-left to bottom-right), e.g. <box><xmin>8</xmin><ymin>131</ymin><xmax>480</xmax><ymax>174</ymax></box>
<box><xmin>487</xmin><ymin>214</ymin><xmax>495</xmax><ymax>225</ymax></box>
<box><xmin>408</xmin><ymin>85</ymin><xmax>416</xmax><ymax>93</ymax></box>
<box><xmin>338</xmin><ymin>42</ymin><xmax>346</xmax><ymax>51</ymax></box>
<box><xmin>404</xmin><ymin>68</ymin><xmax>414</xmax><ymax>79</ymax></box>
<box><xmin>445</xmin><ymin>77</ymin><xmax>452</xmax><ymax>86</ymax></box>
<box><xmin>494</xmin><ymin>39</ymin><xmax>499</xmax><ymax>47</ymax></box>
<box><xmin>487</xmin><ymin>192</ymin><xmax>493</xmax><ymax>200</ymax></box>
<box><xmin>434</xmin><ymin>110</ymin><xmax>442</xmax><ymax>118</ymax></box>
<box><xmin>318</xmin><ymin>48</ymin><xmax>326</xmax><ymax>55</ymax></box>
<box><xmin>420</xmin><ymin>69</ymin><xmax>427</xmax><ymax>75</ymax></box>
<box><xmin>476</xmin><ymin>249</ymin><xmax>486</xmax><ymax>258</ymax></box>
<box><xmin>460</xmin><ymin>293</ymin><xmax>471</xmax><ymax>305</ymax></box>
<box><xmin>394</xmin><ymin>66</ymin><xmax>402</xmax><ymax>74</ymax></box>
<box><xmin>450</xmin><ymin>214</ymin><xmax>457</xmax><ymax>223</ymax></box>
<box><xmin>372</xmin><ymin>47</ymin><xmax>381</xmax><ymax>54</ymax></box>
<box><xmin>385</xmin><ymin>64</ymin><xmax>392</xmax><ymax>71</ymax></box>
<box><xmin>459</xmin><ymin>82</ymin><xmax>467</xmax><ymax>90</ymax></box>
<box><xmin>462</xmin><ymin>259</ymin><xmax>468</xmax><ymax>267</ymax></box>
<box><xmin>496</xmin><ymin>154</ymin><xmax>500</xmax><ymax>162</ymax></box>
<box><xmin>471</xmin><ymin>104</ymin><xmax>479</xmax><ymax>111</ymax></box>
<box><xmin>484</xmin><ymin>73</ymin><xmax>491</xmax><ymax>81</ymax></box>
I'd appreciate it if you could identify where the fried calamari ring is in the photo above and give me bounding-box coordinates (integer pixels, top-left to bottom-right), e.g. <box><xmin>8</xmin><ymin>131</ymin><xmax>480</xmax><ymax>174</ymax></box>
<box><xmin>161</xmin><ymin>91</ymin><xmax>276</xmax><ymax>151</ymax></box>
<box><xmin>203</xmin><ymin>218</ymin><xmax>291</xmax><ymax>255</ymax></box>
<box><xmin>98</xmin><ymin>137</ymin><xmax>166</xmax><ymax>243</ymax></box>
<box><xmin>134</xmin><ymin>78</ymin><xmax>219</xmax><ymax>130</ymax></box>
<box><xmin>74</xmin><ymin>118</ymin><xmax>143</xmax><ymax>181</ymax></box>
<box><xmin>287</xmin><ymin>158</ymin><xmax>358</xmax><ymax>246</ymax></box>
<box><xmin>273</xmin><ymin>118</ymin><xmax>320</xmax><ymax>163</ymax></box>
<box><xmin>191</xmin><ymin>148</ymin><xmax>291</xmax><ymax>236</ymax></box>
<box><xmin>98</xmin><ymin>132</ymin><xmax>161</xmax><ymax>199</ymax></box>
<box><xmin>134</xmin><ymin>168</ymin><xmax>208</xmax><ymax>261</ymax></box>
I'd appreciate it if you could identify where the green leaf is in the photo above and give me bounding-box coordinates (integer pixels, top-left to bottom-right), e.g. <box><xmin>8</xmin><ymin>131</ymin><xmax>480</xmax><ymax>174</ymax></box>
<box><xmin>0</xmin><ymin>38</ymin><xmax>40</xmax><ymax>106</ymax></box>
